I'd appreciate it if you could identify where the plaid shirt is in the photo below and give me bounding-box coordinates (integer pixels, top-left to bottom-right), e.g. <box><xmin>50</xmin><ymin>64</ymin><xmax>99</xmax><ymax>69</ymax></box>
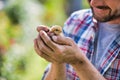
<box><xmin>42</xmin><ymin>9</ymin><xmax>120</xmax><ymax>80</ymax></box>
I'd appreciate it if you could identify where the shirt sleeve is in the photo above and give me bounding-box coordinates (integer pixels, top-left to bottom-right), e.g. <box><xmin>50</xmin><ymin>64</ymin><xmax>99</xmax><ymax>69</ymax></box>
<box><xmin>41</xmin><ymin>64</ymin><xmax>51</xmax><ymax>80</ymax></box>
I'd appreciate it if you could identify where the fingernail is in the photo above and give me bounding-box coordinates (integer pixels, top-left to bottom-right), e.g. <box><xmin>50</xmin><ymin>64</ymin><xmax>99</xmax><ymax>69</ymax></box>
<box><xmin>40</xmin><ymin>31</ymin><xmax>48</xmax><ymax>37</ymax></box>
<box><xmin>40</xmin><ymin>30</ymin><xmax>44</xmax><ymax>35</ymax></box>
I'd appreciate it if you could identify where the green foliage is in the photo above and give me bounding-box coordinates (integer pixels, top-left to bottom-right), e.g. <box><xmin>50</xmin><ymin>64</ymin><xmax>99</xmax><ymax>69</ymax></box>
<box><xmin>5</xmin><ymin>0</ymin><xmax>27</xmax><ymax>24</ymax></box>
<box><xmin>0</xmin><ymin>11</ymin><xmax>23</xmax><ymax>50</ymax></box>
<box><xmin>0</xmin><ymin>0</ymin><xmax>50</xmax><ymax>80</ymax></box>
<box><xmin>82</xmin><ymin>0</ymin><xmax>90</xmax><ymax>9</ymax></box>
<box><xmin>40</xmin><ymin>0</ymin><xmax>67</xmax><ymax>26</ymax></box>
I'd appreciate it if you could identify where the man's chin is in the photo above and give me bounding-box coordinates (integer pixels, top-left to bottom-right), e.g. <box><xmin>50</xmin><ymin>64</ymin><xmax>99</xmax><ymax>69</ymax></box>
<box><xmin>93</xmin><ymin>13</ymin><xmax>115</xmax><ymax>22</ymax></box>
<box><xmin>93</xmin><ymin>16</ymin><xmax>109</xmax><ymax>22</ymax></box>
<box><xmin>94</xmin><ymin>14</ymin><xmax>120</xmax><ymax>23</ymax></box>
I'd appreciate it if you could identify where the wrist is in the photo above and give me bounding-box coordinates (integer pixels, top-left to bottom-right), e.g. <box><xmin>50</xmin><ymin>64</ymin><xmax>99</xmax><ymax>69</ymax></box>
<box><xmin>70</xmin><ymin>56</ymin><xmax>106</xmax><ymax>80</ymax></box>
<box><xmin>51</xmin><ymin>62</ymin><xmax>66</xmax><ymax>69</ymax></box>
<box><xmin>48</xmin><ymin>63</ymin><xmax>66</xmax><ymax>80</ymax></box>
<box><xmin>71</xmin><ymin>54</ymin><xmax>89</xmax><ymax>69</ymax></box>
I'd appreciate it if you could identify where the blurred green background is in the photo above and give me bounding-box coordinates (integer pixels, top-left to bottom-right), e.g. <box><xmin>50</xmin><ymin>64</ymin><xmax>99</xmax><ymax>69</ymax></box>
<box><xmin>0</xmin><ymin>0</ymin><xmax>89</xmax><ymax>80</ymax></box>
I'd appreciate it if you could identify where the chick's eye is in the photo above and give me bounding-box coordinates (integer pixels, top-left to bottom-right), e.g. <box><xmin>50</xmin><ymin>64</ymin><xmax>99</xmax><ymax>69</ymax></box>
<box><xmin>55</xmin><ymin>29</ymin><xmax>59</xmax><ymax>31</ymax></box>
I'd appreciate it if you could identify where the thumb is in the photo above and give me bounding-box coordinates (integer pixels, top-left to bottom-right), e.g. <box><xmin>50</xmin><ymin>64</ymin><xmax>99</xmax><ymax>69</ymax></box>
<box><xmin>37</xmin><ymin>25</ymin><xmax>49</xmax><ymax>32</ymax></box>
<box><xmin>52</xmin><ymin>35</ymin><xmax>73</xmax><ymax>46</ymax></box>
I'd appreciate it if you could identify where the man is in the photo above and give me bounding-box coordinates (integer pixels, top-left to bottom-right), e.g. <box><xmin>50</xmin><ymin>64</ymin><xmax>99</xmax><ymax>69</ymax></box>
<box><xmin>34</xmin><ymin>0</ymin><xmax>120</xmax><ymax>80</ymax></box>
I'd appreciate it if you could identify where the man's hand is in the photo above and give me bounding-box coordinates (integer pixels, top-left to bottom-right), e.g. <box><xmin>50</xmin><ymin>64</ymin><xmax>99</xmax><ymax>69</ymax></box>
<box><xmin>34</xmin><ymin>25</ymin><xmax>106</xmax><ymax>80</ymax></box>
<box><xmin>34</xmin><ymin>26</ymin><xmax>85</xmax><ymax>64</ymax></box>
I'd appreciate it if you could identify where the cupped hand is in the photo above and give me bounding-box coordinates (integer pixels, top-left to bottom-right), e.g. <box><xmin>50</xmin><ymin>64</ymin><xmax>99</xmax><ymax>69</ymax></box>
<box><xmin>34</xmin><ymin>26</ymin><xmax>85</xmax><ymax>64</ymax></box>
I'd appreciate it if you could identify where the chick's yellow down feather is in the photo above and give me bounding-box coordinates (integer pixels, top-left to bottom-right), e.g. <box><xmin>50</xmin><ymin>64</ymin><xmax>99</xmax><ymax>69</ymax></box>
<box><xmin>50</xmin><ymin>25</ymin><xmax>62</xmax><ymax>35</ymax></box>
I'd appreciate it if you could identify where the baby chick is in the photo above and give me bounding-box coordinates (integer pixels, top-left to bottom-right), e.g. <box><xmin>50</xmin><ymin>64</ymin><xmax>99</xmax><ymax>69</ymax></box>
<box><xmin>50</xmin><ymin>25</ymin><xmax>62</xmax><ymax>35</ymax></box>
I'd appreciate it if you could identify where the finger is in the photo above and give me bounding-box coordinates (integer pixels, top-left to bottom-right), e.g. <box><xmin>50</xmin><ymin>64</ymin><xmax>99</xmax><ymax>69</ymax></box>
<box><xmin>37</xmin><ymin>34</ymin><xmax>54</xmax><ymax>56</ymax></box>
<box><xmin>36</xmin><ymin>36</ymin><xmax>64</xmax><ymax>63</ymax></box>
<box><xmin>52</xmin><ymin>35</ymin><xmax>74</xmax><ymax>46</ymax></box>
<box><xmin>40</xmin><ymin>52</ymin><xmax>59</xmax><ymax>63</ymax></box>
<box><xmin>39</xmin><ymin>51</ymin><xmax>53</xmax><ymax>62</ymax></box>
<box><xmin>34</xmin><ymin>38</ymin><xmax>54</xmax><ymax>62</ymax></box>
<box><xmin>34</xmin><ymin>38</ymin><xmax>42</xmax><ymax>56</ymax></box>
<box><xmin>39</xmin><ymin>30</ymin><xmax>58</xmax><ymax>50</ymax></box>
<box><xmin>37</xmin><ymin>25</ymin><xmax>49</xmax><ymax>32</ymax></box>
